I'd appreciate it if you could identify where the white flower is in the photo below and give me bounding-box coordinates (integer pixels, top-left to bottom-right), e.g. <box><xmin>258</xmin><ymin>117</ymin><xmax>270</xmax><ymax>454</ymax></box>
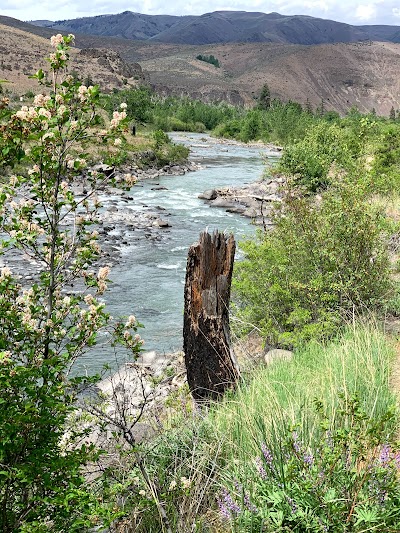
<box><xmin>43</xmin><ymin>131</ymin><xmax>55</xmax><ymax>141</ymax></box>
<box><xmin>181</xmin><ymin>477</ymin><xmax>191</xmax><ymax>490</ymax></box>
<box><xmin>114</xmin><ymin>138</ymin><xmax>122</xmax><ymax>146</ymax></box>
<box><xmin>0</xmin><ymin>267</ymin><xmax>12</xmax><ymax>280</ymax></box>
<box><xmin>125</xmin><ymin>315</ymin><xmax>136</xmax><ymax>327</ymax></box>
<box><xmin>120</xmin><ymin>102</ymin><xmax>127</xmax><ymax>109</ymax></box>
<box><xmin>57</xmin><ymin>105</ymin><xmax>67</xmax><ymax>116</ymax></box>
<box><xmin>50</xmin><ymin>34</ymin><xmax>64</xmax><ymax>47</ymax></box>
<box><xmin>38</xmin><ymin>107</ymin><xmax>51</xmax><ymax>120</ymax></box>
<box><xmin>97</xmin><ymin>266</ymin><xmax>110</xmax><ymax>280</ymax></box>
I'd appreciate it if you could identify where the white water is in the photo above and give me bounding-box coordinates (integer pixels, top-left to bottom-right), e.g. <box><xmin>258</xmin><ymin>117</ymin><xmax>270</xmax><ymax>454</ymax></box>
<box><xmin>76</xmin><ymin>133</ymin><xmax>279</xmax><ymax>373</ymax></box>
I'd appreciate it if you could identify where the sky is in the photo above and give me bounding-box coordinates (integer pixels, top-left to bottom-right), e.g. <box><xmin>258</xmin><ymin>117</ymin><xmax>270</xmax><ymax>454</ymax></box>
<box><xmin>1</xmin><ymin>0</ymin><xmax>400</xmax><ymax>27</ymax></box>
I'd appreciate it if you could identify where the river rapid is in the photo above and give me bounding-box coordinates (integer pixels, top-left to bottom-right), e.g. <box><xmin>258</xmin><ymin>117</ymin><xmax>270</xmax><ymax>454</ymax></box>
<box><xmin>76</xmin><ymin>133</ymin><xmax>279</xmax><ymax>374</ymax></box>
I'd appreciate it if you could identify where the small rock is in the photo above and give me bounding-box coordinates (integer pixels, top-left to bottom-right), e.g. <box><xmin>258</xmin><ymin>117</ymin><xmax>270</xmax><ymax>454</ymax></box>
<box><xmin>198</xmin><ymin>189</ymin><xmax>218</xmax><ymax>200</ymax></box>
<box><xmin>155</xmin><ymin>218</ymin><xmax>171</xmax><ymax>228</ymax></box>
<box><xmin>264</xmin><ymin>349</ymin><xmax>293</xmax><ymax>366</ymax></box>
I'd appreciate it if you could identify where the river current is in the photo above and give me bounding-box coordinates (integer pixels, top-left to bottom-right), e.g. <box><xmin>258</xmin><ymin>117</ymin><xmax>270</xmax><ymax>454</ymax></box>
<box><xmin>77</xmin><ymin>133</ymin><xmax>278</xmax><ymax>374</ymax></box>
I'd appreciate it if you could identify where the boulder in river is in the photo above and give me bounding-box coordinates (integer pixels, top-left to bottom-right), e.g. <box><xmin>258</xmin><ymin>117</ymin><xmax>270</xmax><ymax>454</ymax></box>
<box><xmin>198</xmin><ymin>189</ymin><xmax>218</xmax><ymax>200</ymax></box>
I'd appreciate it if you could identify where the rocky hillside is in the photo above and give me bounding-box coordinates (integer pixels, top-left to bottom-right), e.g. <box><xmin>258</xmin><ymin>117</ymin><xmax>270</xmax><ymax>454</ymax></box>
<box><xmin>32</xmin><ymin>10</ymin><xmax>400</xmax><ymax>46</ymax></box>
<box><xmin>0</xmin><ymin>19</ymin><xmax>145</xmax><ymax>95</ymax></box>
<box><xmin>2</xmin><ymin>15</ymin><xmax>400</xmax><ymax>115</ymax></box>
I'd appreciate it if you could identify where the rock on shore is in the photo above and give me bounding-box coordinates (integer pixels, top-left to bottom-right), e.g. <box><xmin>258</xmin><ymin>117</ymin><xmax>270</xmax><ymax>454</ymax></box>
<box><xmin>199</xmin><ymin>175</ymin><xmax>286</xmax><ymax>225</ymax></box>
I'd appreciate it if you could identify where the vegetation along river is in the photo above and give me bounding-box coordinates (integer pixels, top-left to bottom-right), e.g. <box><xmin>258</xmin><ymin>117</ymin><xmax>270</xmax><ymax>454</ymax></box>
<box><xmin>78</xmin><ymin>133</ymin><xmax>279</xmax><ymax>374</ymax></box>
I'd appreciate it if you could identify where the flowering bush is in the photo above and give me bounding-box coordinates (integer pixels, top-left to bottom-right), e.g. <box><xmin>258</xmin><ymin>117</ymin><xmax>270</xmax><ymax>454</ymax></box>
<box><xmin>218</xmin><ymin>395</ymin><xmax>400</xmax><ymax>532</ymax></box>
<box><xmin>0</xmin><ymin>34</ymin><xmax>143</xmax><ymax>531</ymax></box>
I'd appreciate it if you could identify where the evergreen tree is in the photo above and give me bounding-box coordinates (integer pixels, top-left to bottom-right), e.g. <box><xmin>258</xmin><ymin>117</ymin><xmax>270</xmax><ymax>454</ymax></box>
<box><xmin>257</xmin><ymin>83</ymin><xmax>271</xmax><ymax>110</ymax></box>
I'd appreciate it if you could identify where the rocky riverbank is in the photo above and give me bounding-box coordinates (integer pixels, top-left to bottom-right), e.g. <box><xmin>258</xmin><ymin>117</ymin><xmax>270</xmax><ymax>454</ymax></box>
<box><xmin>199</xmin><ymin>174</ymin><xmax>286</xmax><ymax>226</ymax></box>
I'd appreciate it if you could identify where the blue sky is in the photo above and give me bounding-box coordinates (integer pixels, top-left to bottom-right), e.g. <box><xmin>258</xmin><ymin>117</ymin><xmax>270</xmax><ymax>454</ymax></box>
<box><xmin>1</xmin><ymin>0</ymin><xmax>399</xmax><ymax>26</ymax></box>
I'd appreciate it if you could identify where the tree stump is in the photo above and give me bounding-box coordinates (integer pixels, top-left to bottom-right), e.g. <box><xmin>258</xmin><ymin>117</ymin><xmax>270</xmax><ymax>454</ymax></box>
<box><xmin>183</xmin><ymin>231</ymin><xmax>240</xmax><ymax>402</ymax></box>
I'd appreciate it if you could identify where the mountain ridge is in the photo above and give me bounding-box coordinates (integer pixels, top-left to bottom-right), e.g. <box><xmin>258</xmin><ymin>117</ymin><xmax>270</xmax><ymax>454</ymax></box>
<box><xmin>30</xmin><ymin>10</ymin><xmax>400</xmax><ymax>46</ymax></box>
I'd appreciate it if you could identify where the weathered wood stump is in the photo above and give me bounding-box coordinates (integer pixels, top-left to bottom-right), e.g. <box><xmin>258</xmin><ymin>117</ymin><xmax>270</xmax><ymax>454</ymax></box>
<box><xmin>183</xmin><ymin>231</ymin><xmax>240</xmax><ymax>402</ymax></box>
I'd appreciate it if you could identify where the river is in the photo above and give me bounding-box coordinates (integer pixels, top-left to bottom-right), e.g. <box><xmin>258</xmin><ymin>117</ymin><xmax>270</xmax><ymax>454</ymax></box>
<box><xmin>77</xmin><ymin>133</ymin><xmax>279</xmax><ymax>374</ymax></box>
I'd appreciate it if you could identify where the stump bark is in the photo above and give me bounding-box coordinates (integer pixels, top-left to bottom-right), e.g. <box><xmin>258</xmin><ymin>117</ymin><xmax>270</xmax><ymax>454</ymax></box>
<box><xmin>183</xmin><ymin>231</ymin><xmax>240</xmax><ymax>402</ymax></box>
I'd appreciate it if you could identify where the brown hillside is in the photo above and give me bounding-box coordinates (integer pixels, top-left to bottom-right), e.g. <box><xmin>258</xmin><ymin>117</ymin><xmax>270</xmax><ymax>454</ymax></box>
<box><xmin>0</xmin><ymin>23</ymin><xmax>145</xmax><ymax>96</ymax></box>
<box><xmin>114</xmin><ymin>40</ymin><xmax>400</xmax><ymax>114</ymax></box>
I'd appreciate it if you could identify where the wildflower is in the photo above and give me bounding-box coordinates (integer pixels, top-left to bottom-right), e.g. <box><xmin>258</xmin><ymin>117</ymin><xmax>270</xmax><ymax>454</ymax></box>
<box><xmin>380</xmin><ymin>444</ymin><xmax>391</xmax><ymax>465</ymax></box>
<box><xmin>261</xmin><ymin>442</ymin><xmax>274</xmax><ymax>468</ymax></box>
<box><xmin>168</xmin><ymin>480</ymin><xmax>177</xmax><ymax>491</ymax></box>
<box><xmin>57</xmin><ymin>105</ymin><xmax>67</xmax><ymax>116</ymax></box>
<box><xmin>139</xmin><ymin>490</ymin><xmax>146</xmax><ymax>497</ymax></box>
<box><xmin>255</xmin><ymin>457</ymin><xmax>267</xmax><ymax>479</ymax></box>
<box><xmin>304</xmin><ymin>451</ymin><xmax>314</xmax><ymax>467</ymax></box>
<box><xmin>244</xmin><ymin>492</ymin><xmax>258</xmax><ymax>513</ymax></box>
<box><xmin>28</xmin><ymin>165</ymin><xmax>40</xmax><ymax>175</ymax></box>
<box><xmin>98</xmin><ymin>266</ymin><xmax>110</xmax><ymax>280</ymax></box>
<box><xmin>120</xmin><ymin>102</ymin><xmax>127</xmax><ymax>109</ymax></box>
<box><xmin>0</xmin><ymin>351</ymin><xmax>11</xmax><ymax>364</ymax></box>
<box><xmin>84</xmin><ymin>294</ymin><xmax>94</xmax><ymax>305</ymax></box>
<box><xmin>114</xmin><ymin>138</ymin><xmax>122</xmax><ymax>146</ymax></box>
<box><xmin>292</xmin><ymin>431</ymin><xmax>301</xmax><ymax>454</ymax></box>
<box><xmin>43</xmin><ymin>131</ymin><xmax>55</xmax><ymax>141</ymax></box>
<box><xmin>180</xmin><ymin>476</ymin><xmax>191</xmax><ymax>489</ymax></box>
<box><xmin>33</xmin><ymin>94</ymin><xmax>49</xmax><ymax>106</ymax></box>
<box><xmin>217</xmin><ymin>496</ymin><xmax>231</xmax><ymax>520</ymax></box>
<box><xmin>221</xmin><ymin>488</ymin><xmax>241</xmax><ymax>515</ymax></box>
<box><xmin>50</xmin><ymin>34</ymin><xmax>64</xmax><ymax>47</ymax></box>
<box><xmin>38</xmin><ymin>107</ymin><xmax>51</xmax><ymax>120</ymax></box>
<box><xmin>125</xmin><ymin>315</ymin><xmax>136</xmax><ymax>328</ymax></box>
<box><xmin>286</xmin><ymin>496</ymin><xmax>297</xmax><ymax>514</ymax></box>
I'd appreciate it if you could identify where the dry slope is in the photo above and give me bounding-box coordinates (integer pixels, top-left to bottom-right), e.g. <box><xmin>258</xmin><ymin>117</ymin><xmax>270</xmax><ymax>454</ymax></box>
<box><xmin>0</xmin><ymin>23</ymin><xmax>145</xmax><ymax>95</ymax></box>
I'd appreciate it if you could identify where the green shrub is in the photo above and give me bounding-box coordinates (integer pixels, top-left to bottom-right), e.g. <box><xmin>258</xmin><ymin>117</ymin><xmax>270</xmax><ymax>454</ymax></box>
<box><xmin>233</xmin><ymin>183</ymin><xmax>392</xmax><ymax>348</ymax></box>
<box><xmin>279</xmin><ymin>121</ymin><xmax>359</xmax><ymax>191</ymax></box>
<box><xmin>196</xmin><ymin>54</ymin><xmax>220</xmax><ymax>67</ymax></box>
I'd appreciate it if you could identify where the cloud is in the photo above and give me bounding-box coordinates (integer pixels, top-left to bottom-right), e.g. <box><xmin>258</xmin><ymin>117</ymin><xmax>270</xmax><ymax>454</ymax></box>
<box><xmin>355</xmin><ymin>3</ymin><xmax>377</xmax><ymax>20</ymax></box>
<box><xmin>2</xmin><ymin>0</ymin><xmax>400</xmax><ymax>26</ymax></box>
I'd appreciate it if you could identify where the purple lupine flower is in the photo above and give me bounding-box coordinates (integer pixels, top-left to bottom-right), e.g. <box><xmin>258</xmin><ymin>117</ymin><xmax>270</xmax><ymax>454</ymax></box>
<box><xmin>304</xmin><ymin>452</ymin><xmax>314</xmax><ymax>467</ymax></box>
<box><xmin>261</xmin><ymin>442</ymin><xmax>274</xmax><ymax>468</ymax></box>
<box><xmin>217</xmin><ymin>496</ymin><xmax>231</xmax><ymax>520</ymax></box>
<box><xmin>292</xmin><ymin>431</ymin><xmax>301</xmax><ymax>454</ymax></box>
<box><xmin>256</xmin><ymin>457</ymin><xmax>267</xmax><ymax>479</ymax></box>
<box><xmin>244</xmin><ymin>492</ymin><xmax>258</xmax><ymax>513</ymax></box>
<box><xmin>233</xmin><ymin>479</ymin><xmax>242</xmax><ymax>492</ymax></box>
<box><xmin>379</xmin><ymin>444</ymin><xmax>391</xmax><ymax>465</ymax></box>
<box><xmin>286</xmin><ymin>496</ymin><xmax>297</xmax><ymax>514</ymax></box>
<box><xmin>222</xmin><ymin>488</ymin><xmax>241</xmax><ymax>515</ymax></box>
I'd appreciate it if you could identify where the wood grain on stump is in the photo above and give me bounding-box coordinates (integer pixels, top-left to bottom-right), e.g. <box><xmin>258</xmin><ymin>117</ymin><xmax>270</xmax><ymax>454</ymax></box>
<box><xmin>183</xmin><ymin>231</ymin><xmax>240</xmax><ymax>402</ymax></box>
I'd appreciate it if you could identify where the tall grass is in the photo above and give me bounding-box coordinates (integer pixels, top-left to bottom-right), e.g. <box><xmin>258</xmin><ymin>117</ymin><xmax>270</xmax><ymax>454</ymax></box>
<box><xmin>208</xmin><ymin>323</ymin><xmax>397</xmax><ymax>476</ymax></box>
<box><xmin>109</xmin><ymin>325</ymin><xmax>398</xmax><ymax>532</ymax></box>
